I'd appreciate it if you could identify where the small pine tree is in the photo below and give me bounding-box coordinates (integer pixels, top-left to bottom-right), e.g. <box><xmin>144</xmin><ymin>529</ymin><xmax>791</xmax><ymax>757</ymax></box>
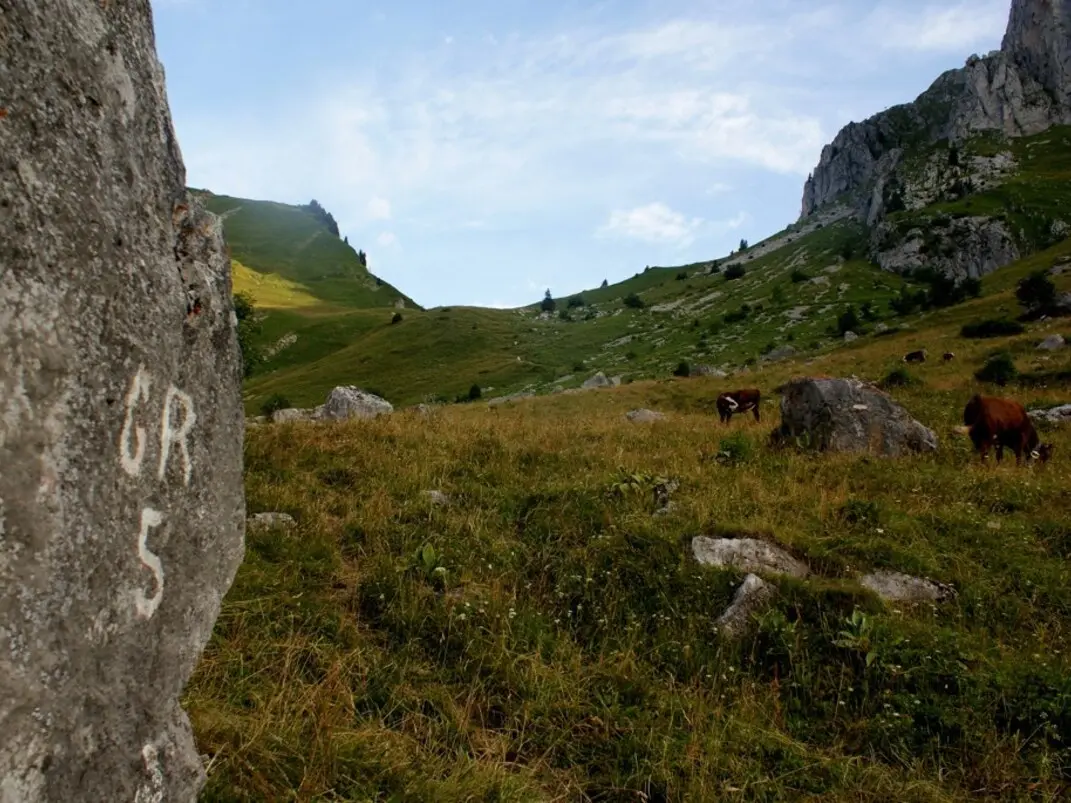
<box><xmin>468</xmin><ymin>384</ymin><xmax>482</xmax><ymax>401</ymax></box>
<box><xmin>837</xmin><ymin>306</ymin><xmax>861</xmax><ymax>336</ymax></box>
<box><xmin>600</xmin><ymin>279</ymin><xmax>609</xmax><ymax>288</ymax></box>
<box><xmin>540</xmin><ymin>289</ymin><xmax>556</xmax><ymax>313</ymax></box>
<box><xmin>739</xmin><ymin>238</ymin><xmax>749</xmax><ymax>252</ymax></box>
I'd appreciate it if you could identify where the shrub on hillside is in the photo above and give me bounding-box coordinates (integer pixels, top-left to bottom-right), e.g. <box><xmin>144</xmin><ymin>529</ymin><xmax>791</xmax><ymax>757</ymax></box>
<box><xmin>233</xmin><ymin>291</ymin><xmax>261</xmax><ymax>378</ymax></box>
<box><xmin>467</xmin><ymin>384</ymin><xmax>482</xmax><ymax>401</ymax></box>
<box><xmin>724</xmin><ymin>264</ymin><xmax>746</xmax><ymax>281</ymax></box>
<box><xmin>260</xmin><ymin>394</ymin><xmax>291</xmax><ymax>417</ymax></box>
<box><xmin>790</xmin><ymin>268</ymin><xmax>809</xmax><ymax>283</ymax></box>
<box><xmin>960</xmin><ymin>319</ymin><xmax>1025</xmax><ymax>338</ymax></box>
<box><xmin>837</xmin><ymin>306</ymin><xmax>861</xmax><ymax>336</ymax></box>
<box><xmin>717</xmin><ymin>432</ymin><xmax>753</xmax><ymax>465</ymax></box>
<box><xmin>880</xmin><ymin>367</ymin><xmax>920</xmax><ymax>389</ymax></box>
<box><xmin>567</xmin><ymin>294</ymin><xmax>586</xmax><ymax>308</ymax></box>
<box><xmin>975</xmin><ymin>353</ymin><xmax>1018</xmax><ymax>386</ymax></box>
<box><xmin>675</xmin><ymin>271</ymin><xmax>688</xmax><ymax>281</ymax></box>
<box><xmin>1017</xmin><ymin>271</ymin><xmax>1058</xmax><ymax>317</ymax></box>
<box><xmin>723</xmin><ymin>304</ymin><xmax>751</xmax><ymax>324</ymax></box>
<box><xmin>623</xmin><ymin>293</ymin><xmax>646</xmax><ymax>309</ymax></box>
<box><xmin>391</xmin><ymin>312</ymin><xmax>403</xmax><ymax>324</ymax></box>
<box><xmin>673</xmin><ymin>361</ymin><xmax>690</xmax><ymax>378</ymax></box>
<box><xmin>558</xmin><ymin>309</ymin><xmax>571</xmax><ymax>321</ymax></box>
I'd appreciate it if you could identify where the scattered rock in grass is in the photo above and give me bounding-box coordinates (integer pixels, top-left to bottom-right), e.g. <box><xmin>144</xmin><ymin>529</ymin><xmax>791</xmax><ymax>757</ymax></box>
<box><xmin>626</xmin><ymin>409</ymin><xmax>666</xmax><ymax>423</ymax></box>
<box><xmin>319</xmin><ymin>386</ymin><xmax>393</xmax><ymax>421</ymax></box>
<box><xmin>1037</xmin><ymin>334</ymin><xmax>1066</xmax><ymax>351</ymax></box>
<box><xmin>653</xmin><ymin>478</ymin><xmax>680</xmax><ymax>511</ymax></box>
<box><xmin>582</xmin><ymin>371</ymin><xmax>613</xmax><ymax>390</ymax></box>
<box><xmin>777</xmin><ymin>377</ymin><xmax>938</xmax><ymax>456</ymax></box>
<box><xmin>271</xmin><ymin>407</ymin><xmax>318</xmax><ymax>424</ymax></box>
<box><xmin>762</xmin><ymin>345</ymin><xmax>797</xmax><ymax>363</ymax></box>
<box><xmin>716</xmin><ymin>574</ymin><xmax>775</xmax><ymax>637</ymax></box>
<box><xmin>247</xmin><ymin>512</ymin><xmax>296</xmax><ymax>530</ymax></box>
<box><xmin>422</xmin><ymin>490</ymin><xmax>450</xmax><ymax>507</ymax></box>
<box><xmin>488</xmin><ymin>390</ymin><xmax>535</xmax><ymax>406</ymax></box>
<box><xmin>653</xmin><ymin>501</ymin><xmax>680</xmax><ymax>518</ymax></box>
<box><xmin>1029</xmin><ymin>404</ymin><xmax>1071</xmax><ymax>424</ymax></box>
<box><xmin>843</xmin><ymin>331</ymin><xmax>858</xmax><ymax>343</ymax></box>
<box><xmin>860</xmin><ymin>571</ymin><xmax>955</xmax><ymax>603</ymax></box>
<box><xmin>692</xmin><ymin>537</ymin><xmax>810</xmax><ymax>578</ymax></box>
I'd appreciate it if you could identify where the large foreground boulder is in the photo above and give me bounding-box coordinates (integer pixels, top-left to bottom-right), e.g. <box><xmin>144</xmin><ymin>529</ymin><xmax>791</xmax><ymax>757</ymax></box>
<box><xmin>1</xmin><ymin>3</ymin><xmax>245</xmax><ymax>800</ymax></box>
<box><xmin>777</xmin><ymin>377</ymin><xmax>938</xmax><ymax>456</ymax></box>
<box><xmin>319</xmin><ymin>386</ymin><xmax>393</xmax><ymax>420</ymax></box>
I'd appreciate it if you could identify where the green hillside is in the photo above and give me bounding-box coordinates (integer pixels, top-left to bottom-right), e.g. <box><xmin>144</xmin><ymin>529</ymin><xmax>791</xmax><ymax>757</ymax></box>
<box><xmin>193</xmin><ymin>190</ymin><xmax>417</xmax><ymax>310</ymax></box>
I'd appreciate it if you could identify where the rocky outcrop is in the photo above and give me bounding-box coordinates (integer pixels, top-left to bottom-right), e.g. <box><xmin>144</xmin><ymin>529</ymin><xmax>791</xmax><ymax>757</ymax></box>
<box><xmin>1029</xmin><ymin>403</ymin><xmax>1071</xmax><ymax>424</ymax></box>
<box><xmin>1037</xmin><ymin>334</ymin><xmax>1067</xmax><ymax>350</ymax></box>
<box><xmin>582</xmin><ymin>372</ymin><xmax>613</xmax><ymax>390</ymax></box>
<box><xmin>776</xmin><ymin>378</ymin><xmax>938</xmax><ymax>456</ymax></box>
<box><xmin>0</xmin><ymin>2</ymin><xmax>245</xmax><ymax>800</ymax></box>
<box><xmin>871</xmin><ymin>215</ymin><xmax>1021</xmax><ymax>279</ymax></box>
<box><xmin>802</xmin><ymin>0</ymin><xmax>1071</xmax><ymax>220</ymax></box>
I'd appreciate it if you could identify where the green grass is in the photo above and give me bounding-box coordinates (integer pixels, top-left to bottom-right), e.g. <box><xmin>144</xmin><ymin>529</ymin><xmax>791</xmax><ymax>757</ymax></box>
<box><xmin>187</xmin><ymin>309</ymin><xmax>1071</xmax><ymax>800</ymax></box>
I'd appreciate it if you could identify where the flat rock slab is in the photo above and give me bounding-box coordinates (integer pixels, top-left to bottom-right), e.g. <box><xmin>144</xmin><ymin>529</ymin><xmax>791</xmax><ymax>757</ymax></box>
<box><xmin>582</xmin><ymin>372</ymin><xmax>612</xmax><ymax>389</ymax></box>
<box><xmin>626</xmin><ymin>409</ymin><xmax>666</xmax><ymax>423</ymax></box>
<box><xmin>716</xmin><ymin>574</ymin><xmax>775</xmax><ymax>637</ymax></box>
<box><xmin>1</xmin><ymin>3</ymin><xmax>245</xmax><ymax>799</ymax></box>
<box><xmin>692</xmin><ymin>537</ymin><xmax>810</xmax><ymax>578</ymax></box>
<box><xmin>777</xmin><ymin>377</ymin><xmax>938</xmax><ymax>456</ymax></box>
<box><xmin>271</xmin><ymin>407</ymin><xmax>318</xmax><ymax>423</ymax></box>
<box><xmin>861</xmin><ymin>571</ymin><xmax>955</xmax><ymax>603</ymax></box>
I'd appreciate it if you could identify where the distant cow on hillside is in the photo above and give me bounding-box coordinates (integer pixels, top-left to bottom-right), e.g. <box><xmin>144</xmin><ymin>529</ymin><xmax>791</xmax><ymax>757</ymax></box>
<box><xmin>717</xmin><ymin>389</ymin><xmax>761</xmax><ymax>423</ymax></box>
<box><xmin>942</xmin><ymin>351</ymin><xmax>955</xmax><ymax>362</ymax></box>
<box><xmin>963</xmin><ymin>394</ymin><xmax>1053</xmax><ymax>465</ymax></box>
<box><xmin>903</xmin><ymin>349</ymin><xmax>928</xmax><ymax>363</ymax></box>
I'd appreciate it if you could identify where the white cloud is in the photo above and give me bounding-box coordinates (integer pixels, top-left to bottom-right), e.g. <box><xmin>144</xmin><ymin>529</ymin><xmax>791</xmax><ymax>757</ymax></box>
<box><xmin>598</xmin><ymin>203</ymin><xmax>703</xmax><ymax>246</ymax></box>
<box><xmin>367</xmin><ymin>197</ymin><xmax>392</xmax><ymax>220</ymax></box>
<box><xmin>869</xmin><ymin>1</ymin><xmax>1007</xmax><ymax>53</ymax></box>
<box><xmin>377</xmin><ymin>231</ymin><xmax>397</xmax><ymax>247</ymax></box>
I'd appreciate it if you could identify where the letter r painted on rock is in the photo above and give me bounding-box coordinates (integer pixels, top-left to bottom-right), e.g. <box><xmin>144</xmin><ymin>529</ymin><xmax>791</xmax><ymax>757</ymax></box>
<box><xmin>119</xmin><ymin>367</ymin><xmax>152</xmax><ymax>477</ymax></box>
<box><xmin>158</xmin><ymin>385</ymin><xmax>196</xmax><ymax>486</ymax></box>
<box><xmin>134</xmin><ymin>507</ymin><xmax>165</xmax><ymax>619</ymax></box>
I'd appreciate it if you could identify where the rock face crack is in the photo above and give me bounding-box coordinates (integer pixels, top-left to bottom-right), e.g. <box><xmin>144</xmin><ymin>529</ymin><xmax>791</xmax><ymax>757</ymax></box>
<box><xmin>0</xmin><ymin>2</ymin><xmax>245</xmax><ymax>800</ymax></box>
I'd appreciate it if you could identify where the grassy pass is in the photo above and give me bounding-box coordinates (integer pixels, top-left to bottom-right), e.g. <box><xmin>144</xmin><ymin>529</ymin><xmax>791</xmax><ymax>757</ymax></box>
<box><xmin>187</xmin><ymin>315</ymin><xmax>1071</xmax><ymax>801</ymax></box>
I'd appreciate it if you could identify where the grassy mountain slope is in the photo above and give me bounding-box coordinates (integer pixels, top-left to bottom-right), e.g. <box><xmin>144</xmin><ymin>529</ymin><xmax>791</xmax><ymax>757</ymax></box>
<box><xmin>194</xmin><ymin>190</ymin><xmax>417</xmax><ymax>310</ymax></box>
<box><xmin>188</xmin><ymin>292</ymin><xmax>1071</xmax><ymax>800</ymax></box>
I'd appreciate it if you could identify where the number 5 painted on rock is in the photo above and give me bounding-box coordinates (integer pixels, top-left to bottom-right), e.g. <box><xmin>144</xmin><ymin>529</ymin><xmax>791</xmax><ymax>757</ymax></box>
<box><xmin>134</xmin><ymin>507</ymin><xmax>165</xmax><ymax>619</ymax></box>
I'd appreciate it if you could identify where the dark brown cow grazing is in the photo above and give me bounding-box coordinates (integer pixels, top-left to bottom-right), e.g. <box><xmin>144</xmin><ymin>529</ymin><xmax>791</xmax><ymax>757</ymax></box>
<box><xmin>942</xmin><ymin>351</ymin><xmax>955</xmax><ymax>362</ymax></box>
<box><xmin>903</xmin><ymin>349</ymin><xmax>928</xmax><ymax>363</ymax></box>
<box><xmin>717</xmin><ymin>388</ymin><xmax>761</xmax><ymax>423</ymax></box>
<box><xmin>963</xmin><ymin>394</ymin><xmax>1053</xmax><ymax>465</ymax></box>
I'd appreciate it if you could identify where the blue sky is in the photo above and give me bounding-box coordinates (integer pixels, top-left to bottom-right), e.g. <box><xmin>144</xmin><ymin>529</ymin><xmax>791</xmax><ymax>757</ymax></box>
<box><xmin>151</xmin><ymin>0</ymin><xmax>1010</xmax><ymax>309</ymax></box>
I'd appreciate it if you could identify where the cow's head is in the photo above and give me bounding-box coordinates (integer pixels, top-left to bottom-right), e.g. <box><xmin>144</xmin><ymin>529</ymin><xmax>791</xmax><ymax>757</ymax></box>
<box><xmin>1033</xmin><ymin>443</ymin><xmax>1055</xmax><ymax>464</ymax></box>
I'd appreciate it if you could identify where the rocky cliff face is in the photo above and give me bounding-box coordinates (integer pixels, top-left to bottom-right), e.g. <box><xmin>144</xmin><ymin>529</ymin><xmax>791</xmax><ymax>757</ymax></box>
<box><xmin>0</xmin><ymin>1</ymin><xmax>245</xmax><ymax>801</ymax></box>
<box><xmin>801</xmin><ymin>0</ymin><xmax>1071</xmax><ymax>220</ymax></box>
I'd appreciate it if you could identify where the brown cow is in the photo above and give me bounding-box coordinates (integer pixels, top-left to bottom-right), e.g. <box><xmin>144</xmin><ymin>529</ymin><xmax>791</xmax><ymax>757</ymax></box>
<box><xmin>963</xmin><ymin>394</ymin><xmax>1053</xmax><ymax>465</ymax></box>
<box><xmin>717</xmin><ymin>388</ymin><xmax>761</xmax><ymax>423</ymax></box>
<box><xmin>903</xmin><ymin>349</ymin><xmax>928</xmax><ymax>363</ymax></box>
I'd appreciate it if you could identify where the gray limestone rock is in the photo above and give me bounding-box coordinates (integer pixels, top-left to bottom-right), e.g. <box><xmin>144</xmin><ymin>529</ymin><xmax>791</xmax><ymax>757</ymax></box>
<box><xmin>626</xmin><ymin>409</ymin><xmax>666</xmax><ymax>423</ymax></box>
<box><xmin>692</xmin><ymin>537</ymin><xmax>810</xmax><ymax>578</ymax></box>
<box><xmin>802</xmin><ymin>0</ymin><xmax>1071</xmax><ymax>221</ymax></box>
<box><xmin>271</xmin><ymin>407</ymin><xmax>318</xmax><ymax>424</ymax></box>
<box><xmin>1028</xmin><ymin>403</ymin><xmax>1071</xmax><ymax>424</ymax></box>
<box><xmin>319</xmin><ymin>386</ymin><xmax>393</xmax><ymax>421</ymax></box>
<box><xmin>247</xmin><ymin>512</ymin><xmax>296</xmax><ymax>530</ymax></box>
<box><xmin>422</xmin><ymin>490</ymin><xmax>451</xmax><ymax>507</ymax></box>
<box><xmin>0</xmin><ymin>2</ymin><xmax>245</xmax><ymax>799</ymax></box>
<box><xmin>871</xmin><ymin>216</ymin><xmax>1021</xmax><ymax>280</ymax></box>
<box><xmin>777</xmin><ymin>377</ymin><xmax>938</xmax><ymax>456</ymax></box>
<box><xmin>762</xmin><ymin>345</ymin><xmax>798</xmax><ymax>363</ymax></box>
<box><xmin>488</xmin><ymin>390</ymin><xmax>535</xmax><ymax>406</ymax></box>
<box><xmin>843</xmin><ymin>331</ymin><xmax>859</xmax><ymax>343</ymax></box>
<box><xmin>1037</xmin><ymin>333</ymin><xmax>1066</xmax><ymax>350</ymax></box>
<box><xmin>582</xmin><ymin>371</ymin><xmax>612</xmax><ymax>390</ymax></box>
<box><xmin>860</xmin><ymin>571</ymin><xmax>955</xmax><ymax>604</ymax></box>
<box><xmin>716</xmin><ymin>574</ymin><xmax>775</xmax><ymax>637</ymax></box>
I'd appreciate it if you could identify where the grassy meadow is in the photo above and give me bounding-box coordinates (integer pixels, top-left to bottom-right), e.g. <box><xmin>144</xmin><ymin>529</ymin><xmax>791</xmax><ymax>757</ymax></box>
<box><xmin>186</xmin><ymin>303</ymin><xmax>1071</xmax><ymax>801</ymax></box>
